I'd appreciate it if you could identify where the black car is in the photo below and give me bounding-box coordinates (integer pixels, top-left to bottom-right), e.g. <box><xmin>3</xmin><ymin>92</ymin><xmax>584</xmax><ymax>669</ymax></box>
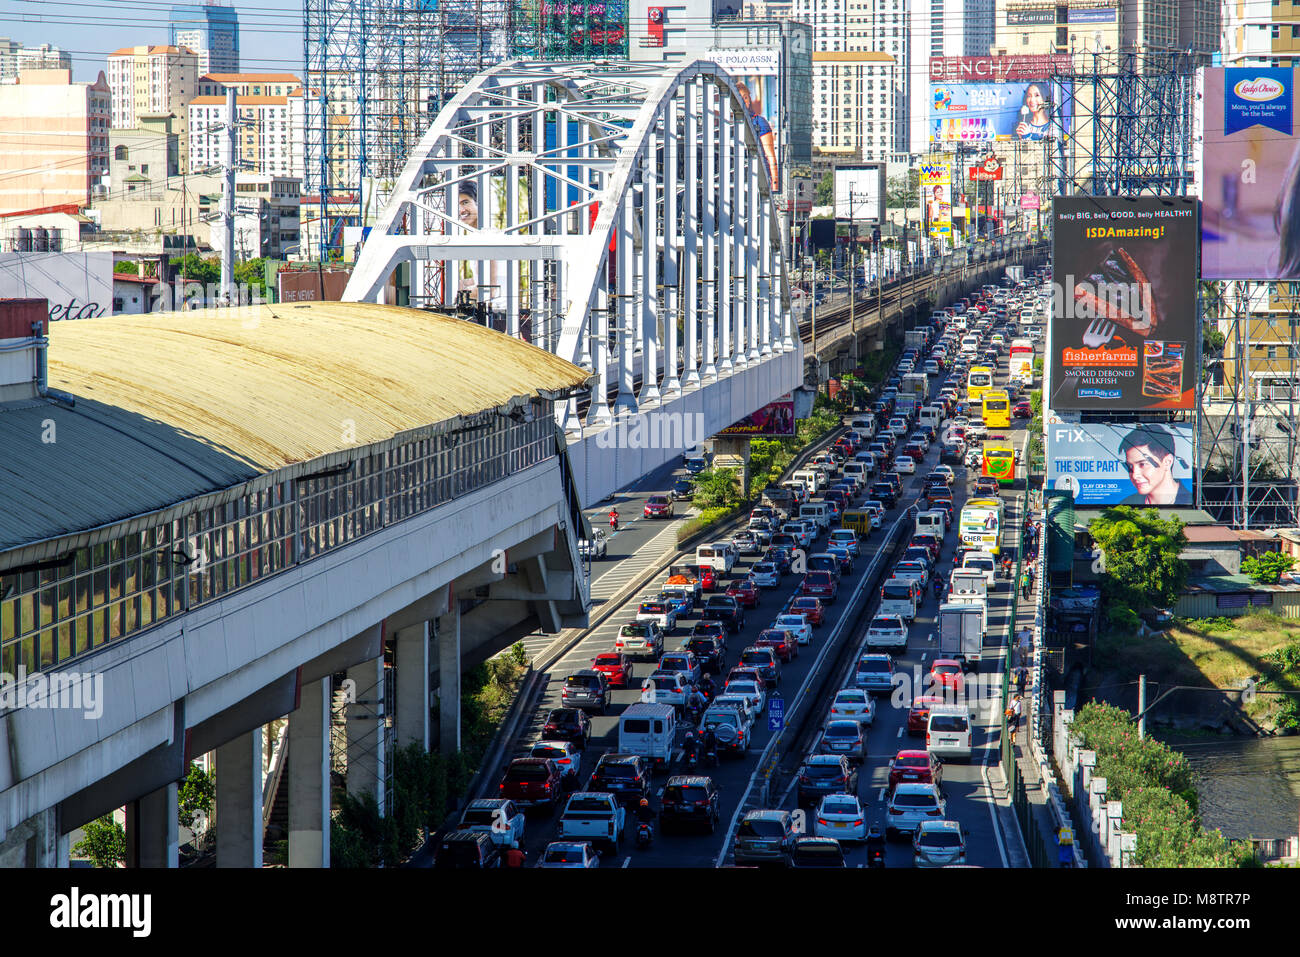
<box><xmin>560</xmin><ymin>669</ymin><xmax>610</xmax><ymax>714</ymax></box>
<box><xmin>660</xmin><ymin>775</ymin><xmax>722</xmax><ymax>833</ymax></box>
<box><xmin>764</xmin><ymin>546</ymin><xmax>793</xmax><ymax>574</ymax></box>
<box><xmin>787</xmin><ymin>836</ymin><xmax>847</xmax><ymax>868</ymax></box>
<box><xmin>796</xmin><ymin>755</ymin><xmax>859</xmax><ymax>806</ymax></box>
<box><xmin>587</xmin><ymin>753</ymin><xmax>652</xmax><ymax>806</ymax></box>
<box><xmin>869</xmin><ymin>482</ymin><xmax>897</xmax><ymax>509</ymax></box>
<box><xmin>542</xmin><ymin>707</ymin><xmax>591</xmax><ymax>747</ymax></box>
<box><xmin>671</xmin><ymin>477</ymin><xmax>694</xmax><ymax>500</ymax></box>
<box><xmin>683</xmin><ymin>636</ymin><xmax>726</xmax><ymax>674</ymax></box>
<box><xmin>701</xmin><ymin>595</ymin><xmax>746</xmax><ymax>634</ymax></box>
<box><xmin>881</xmin><ymin>472</ymin><xmax>904</xmax><ymax>497</ymax></box>
<box><xmin>434</xmin><ymin>830</ymin><xmax>502</xmax><ymax>869</ymax></box>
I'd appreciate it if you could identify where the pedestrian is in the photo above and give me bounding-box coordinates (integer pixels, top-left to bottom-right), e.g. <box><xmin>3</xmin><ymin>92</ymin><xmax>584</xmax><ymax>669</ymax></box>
<box><xmin>1057</xmin><ymin>826</ymin><xmax>1075</xmax><ymax>868</ymax></box>
<box><xmin>1016</xmin><ymin>666</ymin><xmax>1028</xmax><ymax>697</ymax></box>
<box><xmin>1020</xmin><ymin>569</ymin><xmax>1032</xmax><ymax>599</ymax></box>
<box><xmin>1016</xmin><ymin>627</ymin><xmax>1032</xmax><ymax>668</ymax></box>
<box><xmin>504</xmin><ymin>845</ymin><xmax>527</xmax><ymax>868</ymax></box>
<box><xmin>1008</xmin><ymin>694</ymin><xmax>1023</xmax><ymax>741</ymax></box>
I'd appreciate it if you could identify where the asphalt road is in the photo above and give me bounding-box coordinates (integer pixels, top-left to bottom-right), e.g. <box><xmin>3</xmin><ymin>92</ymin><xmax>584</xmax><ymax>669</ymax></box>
<box><xmin>508</xmin><ymin>314</ymin><xmax>1039</xmax><ymax>868</ymax></box>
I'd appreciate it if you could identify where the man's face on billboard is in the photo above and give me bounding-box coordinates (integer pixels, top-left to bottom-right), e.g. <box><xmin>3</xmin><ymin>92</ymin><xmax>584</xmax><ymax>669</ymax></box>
<box><xmin>1124</xmin><ymin>444</ymin><xmax>1173</xmax><ymax>497</ymax></box>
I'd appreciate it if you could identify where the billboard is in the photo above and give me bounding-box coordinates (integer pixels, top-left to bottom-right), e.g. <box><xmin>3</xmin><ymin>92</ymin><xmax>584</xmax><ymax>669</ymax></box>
<box><xmin>1047</xmin><ymin>422</ymin><xmax>1195</xmax><ymax>506</ymax></box>
<box><xmin>0</xmin><ymin>251</ymin><xmax>113</xmax><ymax>320</ymax></box>
<box><xmin>929</xmin><ymin>55</ymin><xmax>1073</xmax><ymax>83</ymax></box>
<box><xmin>968</xmin><ymin>155</ymin><xmax>1004</xmax><ymax>181</ymax></box>
<box><xmin>1049</xmin><ymin>196</ymin><xmax>1199</xmax><ymax>411</ymax></box>
<box><xmin>1200</xmin><ymin>67</ymin><xmax>1300</xmax><ymax>279</ymax></box>
<box><xmin>530</xmin><ymin>1</ymin><xmax>628</xmax><ymax>57</ymax></box>
<box><xmin>1005</xmin><ymin>9</ymin><xmax>1054</xmax><ymax>25</ymax></box>
<box><xmin>931</xmin><ymin>80</ymin><xmax>1071</xmax><ymax>142</ymax></box>
<box><xmin>719</xmin><ymin>393</ymin><xmax>796</xmax><ymax>436</ymax></box>
<box><xmin>1068</xmin><ymin>7</ymin><xmax>1116</xmax><ymax>22</ymax></box>
<box><xmin>921</xmin><ymin>162</ymin><xmax>951</xmax><ymax>236</ymax></box>
<box><xmin>702</xmin><ymin>49</ymin><xmax>782</xmax><ymax>191</ymax></box>
<box><xmin>833</xmin><ymin>164</ymin><xmax>884</xmax><ymax>222</ymax></box>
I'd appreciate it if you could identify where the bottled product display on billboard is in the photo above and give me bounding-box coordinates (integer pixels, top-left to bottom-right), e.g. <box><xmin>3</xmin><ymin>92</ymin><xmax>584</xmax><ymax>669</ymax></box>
<box><xmin>930</xmin><ymin>81</ymin><xmax>1071</xmax><ymax>142</ymax></box>
<box><xmin>1048</xmin><ymin>197</ymin><xmax>1199</xmax><ymax>411</ymax></box>
<box><xmin>1199</xmin><ymin>67</ymin><xmax>1300</xmax><ymax>279</ymax></box>
<box><xmin>1046</xmin><ymin>423</ymin><xmax>1194</xmax><ymax>506</ymax></box>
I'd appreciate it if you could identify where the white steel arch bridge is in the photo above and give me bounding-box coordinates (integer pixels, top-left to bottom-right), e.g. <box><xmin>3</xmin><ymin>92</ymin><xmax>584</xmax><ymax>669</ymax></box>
<box><xmin>344</xmin><ymin>59</ymin><xmax>804</xmax><ymax>504</ymax></box>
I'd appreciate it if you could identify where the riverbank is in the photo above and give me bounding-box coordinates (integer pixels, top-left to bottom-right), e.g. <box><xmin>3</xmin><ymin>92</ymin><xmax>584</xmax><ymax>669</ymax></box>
<box><xmin>1088</xmin><ymin>610</ymin><xmax>1300</xmax><ymax>735</ymax></box>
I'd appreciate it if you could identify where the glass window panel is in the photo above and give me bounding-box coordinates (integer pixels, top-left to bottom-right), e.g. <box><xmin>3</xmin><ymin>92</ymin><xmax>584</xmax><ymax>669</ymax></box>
<box><xmin>57</xmin><ymin>623</ymin><xmax>72</xmax><ymax>664</ymax></box>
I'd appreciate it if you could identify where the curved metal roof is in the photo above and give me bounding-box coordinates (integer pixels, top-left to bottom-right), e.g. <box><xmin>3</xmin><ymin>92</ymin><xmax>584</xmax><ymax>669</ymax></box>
<box><xmin>0</xmin><ymin>303</ymin><xmax>590</xmax><ymax>553</ymax></box>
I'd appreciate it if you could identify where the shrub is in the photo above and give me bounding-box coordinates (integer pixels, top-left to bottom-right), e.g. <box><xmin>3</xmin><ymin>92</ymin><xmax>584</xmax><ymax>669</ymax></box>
<box><xmin>73</xmin><ymin>815</ymin><xmax>126</xmax><ymax>868</ymax></box>
<box><xmin>1241</xmin><ymin>552</ymin><xmax>1295</xmax><ymax>585</ymax></box>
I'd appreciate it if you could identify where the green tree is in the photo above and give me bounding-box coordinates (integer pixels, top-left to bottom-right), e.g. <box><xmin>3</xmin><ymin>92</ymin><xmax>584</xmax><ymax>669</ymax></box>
<box><xmin>234</xmin><ymin>257</ymin><xmax>267</xmax><ymax>295</ymax></box>
<box><xmin>1203</xmin><ymin>324</ymin><xmax>1226</xmax><ymax>355</ymax></box>
<box><xmin>691</xmin><ymin>466</ymin><xmax>743</xmax><ymax>509</ymax></box>
<box><xmin>1088</xmin><ymin>507</ymin><xmax>1189</xmax><ymax>611</ymax></box>
<box><xmin>886</xmin><ymin>170</ymin><xmax>919</xmax><ymax>210</ymax></box>
<box><xmin>113</xmin><ymin>261</ymin><xmax>139</xmax><ymax>275</ymax></box>
<box><xmin>73</xmin><ymin>815</ymin><xmax>126</xmax><ymax>868</ymax></box>
<box><xmin>178</xmin><ymin>762</ymin><xmax>214</xmax><ymax>831</ymax></box>
<box><xmin>815</xmin><ymin>169</ymin><xmax>834</xmax><ymax>207</ymax></box>
<box><xmin>1242</xmin><ymin>551</ymin><xmax>1296</xmax><ymax>584</ymax></box>
<box><xmin>170</xmin><ymin>254</ymin><xmax>220</xmax><ymax>285</ymax></box>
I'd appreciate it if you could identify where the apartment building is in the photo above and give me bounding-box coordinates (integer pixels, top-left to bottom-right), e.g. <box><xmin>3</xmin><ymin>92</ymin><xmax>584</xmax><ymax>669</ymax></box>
<box><xmin>0</xmin><ymin>39</ymin><xmax>72</xmax><ymax>81</ymax></box>
<box><xmin>106</xmin><ymin>45</ymin><xmax>200</xmax><ymax>173</ymax></box>
<box><xmin>169</xmin><ymin>1</ymin><xmax>240</xmax><ymax>74</ymax></box>
<box><xmin>0</xmin><ymin>69</ymin><xmax>111</xmax><ymax>215</ymax></box>
<box><xmin>188</xmin><ymin>86</ymin><xmax>305</xmax><ymax>179</ymax></box>
<box><xmin>990</xmin><ymin>0</ymin><xmax>1217</xmax><ymax>57</ymax></box>
<box><xmin>812</xmin><ymin>51</ymin><xmax>897</xmax><ymax>162</ymax></box>
<box><xmin>1223</xmin><ymin>0</ymin><xmax>1300</xmax><ymax>66</ymax></box>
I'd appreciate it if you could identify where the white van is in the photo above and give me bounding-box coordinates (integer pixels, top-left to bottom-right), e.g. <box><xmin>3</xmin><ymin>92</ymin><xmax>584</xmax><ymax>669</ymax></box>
<box><xmin>915</xmin><ymin>509</ymin><xmax>948</xmax><ymax>538</ymax></box>
<box><xmin>842</xmin><ymin>462</ymin><xmax>869</xmax><ymax>487</ymax></box>
<box><xmin>793</xmin><ymin>469</ymin><xmax>824</xmax><ymax>495</ymax></box>
<box><xmin>799</xmin><ymin>501</ymin><xmax>831</xmax><ymax>531</ymax></box>
<box><xmin>618</xmin><ymin>702</ymin><xmax>678</xmax><ymax>767</ymax></box>
<box><xmin>849</xmin><ymin>417</ymin><xmax>877</xmax><ymax>439</ymax></box>
<box><xmin>926</xmin><ymin>704</ymin><xmax>973</xmax><ymax>762</ymax></box>
<box><xmin>961</xmin><ymin>550</ymin><xmax>997</xmax><ymax>586</ymax></box>
<box><xmin>878</xmin><ymin>577</ymin><xmax>919</xmax><ymax>620</ymax></box>
<box><xmin>918</xmin><ymin>405</ymin><xmax>944</xmax><ymax>431</ymax></box>
<box><xmin>960</xmin><ymin>334</ymin><xmax>980</xmax><ymax>354</ymax></box>
<box><xmin>696</xmin><ymin>542</ymin><xmax>736</xmax><ymax>574</ymax></box>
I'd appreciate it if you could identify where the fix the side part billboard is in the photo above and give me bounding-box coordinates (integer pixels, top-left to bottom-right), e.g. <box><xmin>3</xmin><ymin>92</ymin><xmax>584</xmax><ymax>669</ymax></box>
<box><xmin>1049</xmin><ymin>197</ymin><xmax>1199</xmax><ymax>411</ymax></box>
<box><xmin>1047</xmin><ymin>422</ymin><xmax>1194</xmax><ymax>506</ymax></box>
<box><xmin>1200</xmin><ymin>67</ymin><xmax>1300</xmax><ymax>279</ymax></box>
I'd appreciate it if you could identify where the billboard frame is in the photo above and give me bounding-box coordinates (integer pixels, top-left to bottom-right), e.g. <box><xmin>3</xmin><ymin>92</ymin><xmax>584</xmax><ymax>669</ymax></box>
<box><xmin>832</xmin><ymin>163</ymin><xmax>885</xmax><ymax>224</ymax></box>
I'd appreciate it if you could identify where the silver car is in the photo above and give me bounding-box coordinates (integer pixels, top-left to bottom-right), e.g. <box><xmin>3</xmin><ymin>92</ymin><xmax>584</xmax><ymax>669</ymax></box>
<box><xmin>734</xmin><ymin>810</ymin><xmax>796</xmax><ymax>864</ymax></box>
<box><xmin>913</xmin><ymin>819</ymin><xmax>968</xmax><ymax>867</ymax></box>
<box><xmin>537</xmin><ymin>841</ymin><xmax>600</xmax><ymax>868</ymax></box>
<box><xmin>818</xmin><ymin>719</ymin><xmax>866</xmax><ymax>763</ymax></box>
<box><xmin>886</xmin><ymin>783</ymin><xmax>947</xmax><ymax>840</ymax></box>
<box><xmin>828</xmin><ymin>689</ymin><xmax>876</xmax><ymax>726</ymax></box>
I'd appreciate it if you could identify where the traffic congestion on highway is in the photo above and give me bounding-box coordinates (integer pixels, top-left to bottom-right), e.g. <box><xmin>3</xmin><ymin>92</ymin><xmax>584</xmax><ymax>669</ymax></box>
<box><xmin>436</xmin><ymin>266</ymin><xmax>1051</xmax><ymax>868</ymax></box>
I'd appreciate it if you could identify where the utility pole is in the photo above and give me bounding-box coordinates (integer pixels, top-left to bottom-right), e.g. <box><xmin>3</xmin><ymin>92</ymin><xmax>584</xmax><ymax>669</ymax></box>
<box><xmin>1138</xmin><ymin>673</ymin><xmax>1147</xmax><ymax>740</ymax></box>
<box><xmin>220</xmin><ymin>87</ymin><xmax>236</xmax><ymax>303</ymax></box>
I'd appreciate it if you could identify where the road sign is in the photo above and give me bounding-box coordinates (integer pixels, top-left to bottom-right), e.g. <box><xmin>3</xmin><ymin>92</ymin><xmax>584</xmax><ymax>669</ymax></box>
<box><xmin>768</xmin><ymin>694</ymin><xmax>785</xmax><ymax>731</ymax></box>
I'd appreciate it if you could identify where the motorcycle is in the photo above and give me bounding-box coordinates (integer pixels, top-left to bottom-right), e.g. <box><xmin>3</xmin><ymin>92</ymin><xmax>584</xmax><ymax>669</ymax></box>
<box><xmin>636</xmin><ymin>821</ymin><xmax>654</xmax><ymax>849</ymax></box>
<box><xmin>685</xmin><ymin>747</ymin><xmax>700</xmax><ymax>771</ymax></box>
<box><xmin>867</xmin><ymin>846</ymin><xmax>886</xmax><ymax>868</ymax></box>
<box><xmin>609</xmin><ymin>513</ymin><xmax>620</xmax><ymax>532</ymax></box>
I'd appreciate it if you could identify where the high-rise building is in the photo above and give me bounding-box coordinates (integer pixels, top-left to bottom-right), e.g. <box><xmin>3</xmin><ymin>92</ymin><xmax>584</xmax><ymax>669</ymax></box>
<box><xmin>812</xmin><ymin>51</ymin><xmax>897</xmax><ymax>162</ymax></box>
<box><xmin>0</xmin><ymin>69</ymin><xmax>111</xmax><ymax>214</ymax></box>
<box><xmin>1220</xmin><ymin>0</ymin><xmax>1300</xmax><ymax>66</ymax></box>
<box><xmin>189</xmin><ymin>81</ymin><xmax>305</xmax><ymax>179</ymax></box>
<box><xmin>0</xmin><ymin>39</ymin><xmax>71</xmax><ymax>81</ymax></box>
<box><xmin>990</xmin><ymin>0</ymin><xmax>1215</xmax><ymax>58</ymax></box>
<box><xmin>168</xmin><ymin>1</ymin><xmax>239</xmax><ymax>74</ymax></box>
<box><xmin>106</xmin><ymin>45</ymin><xmax>200</xmax><ymax>170</ymax></box>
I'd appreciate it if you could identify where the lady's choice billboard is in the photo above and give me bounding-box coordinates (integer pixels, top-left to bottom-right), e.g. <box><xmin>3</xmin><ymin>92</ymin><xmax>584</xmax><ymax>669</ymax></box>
<box><xmin>1049</xmin><ymin>197</ymin><xmax>1199</xmax><ymax>411</ymax></box>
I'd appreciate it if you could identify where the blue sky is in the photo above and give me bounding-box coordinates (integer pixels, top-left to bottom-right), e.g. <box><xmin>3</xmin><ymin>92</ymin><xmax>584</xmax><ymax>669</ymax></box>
<box><xmin>1</xmin><ymin>0</ymin><xmax>305</xmax><ymax>81</ymax></box>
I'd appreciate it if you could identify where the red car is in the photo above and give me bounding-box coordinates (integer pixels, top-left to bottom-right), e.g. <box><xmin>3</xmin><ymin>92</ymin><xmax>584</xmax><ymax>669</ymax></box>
<box><xmin>590</xmin><ymin>651</ymin><xmax>634</xmax><ymax>688</ymax></box>
<box><xmin>755</xmin><ymin>628</ymin><xmax>798</xmax><ymax>663</ymax></box>
<box><xmin>497</xmin><ymin>757</ymin><xmax>565</xmax><ymax>811</ymax></box>
<box><xmin>686</xmin><ymin>563</ymin><xmax>718</xmax><ymax>591</ymax></box>
<box><xmin>789</xmin><ymin>596</ymin><xmax>826</xmax><ymax>626</ymax></box>
<box><xmin>902</xmin><ymin>444</ymin><xmax>926</xmax><ymax>462</ymax></box>
<box><xmin>888</xmin><ymin>749</ymin><xmax>944</xmax><ymax>790</ymax></box>
<box><xmin>907</xmin><ymin>695</ymin><xmax>946</xmax><ymax>735</ymax></box>
<box><xmin>644</xmin><ymin>494</ymin><xmax>674</xmax><ymax>518</ymax></box>
<box><xmin>800</xmin><ymin>571</ymin><xmax>838</xmax><ymax>603</ymax></box>
<box><xmin>930</xmin><ymin>658</ymin><xmax>965</xmax><ymax>692</ymax></box>
<box><xmin>909</xmin><ymin>534</ymin><xmax>942</xmax><ymax>562</ymax></box>
<box><xmin>726</xmin><ymin>579</ymin><xmax>761</xmax><ymax>608</ymax></box>
<box><xmin>1013</xmin><ymin>399</ymin><xmax>1032</xmax><ymax>418</ymax></box>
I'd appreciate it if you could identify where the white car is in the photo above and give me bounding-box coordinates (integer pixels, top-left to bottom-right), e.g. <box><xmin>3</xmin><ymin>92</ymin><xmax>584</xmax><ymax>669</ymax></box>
<box><xmin>861</xmin><ymin>502</ymin><xmax>885</xmax><ymax>527</ymax></box>
<box><xmin>579</xmin><ymin>528</ymin><xmax>608</xmax><ymax>559</ymax></box>
<box><xmin>771</xmin><ymin>613</ymin><xmax>814</xmax><ymax>646</ymax></box>
<box><xmin>749</xmin><ymin>562</ymin><xmax>782</xmax><ymax>589</ymax></box>
<box><xmin>966</xmin><ymin>418</ymin><xmax>987</xmax><ymax>441</ymax></box>
<box><xmin>930</xmin><ymin>465</ymin><xmax>955</xmax><ymax>486</ymax></box>
<box><xmin>711</xmin><ymin>693</ymin><xmax>759</xmax><ymax>726</ymax></box>
<box><xmin>814</xmin><ymin>793</ymin><xmax>869</xmax><ymax>842</ymax></box>
<box><xmin>529</xmin><ymin>740</ymin><xmax>584</xmax><ymax>785</ymax></box>
<box><xmin>893</xmin><ymin>456</ymin><xmax>916</xmax><ymax>475</ymax></box>
<box><xmin>893</xmin><ymin>560</ymin><xmax>930</xmax><ymax>589</ymax></box>
<box><xmin>646</xmin><ymin>670</ymin><xmax>689</xmax><ymax>708</ymax></box>
<box><xmin>866</xmin><ymin>616</ymin><xmax>909</xmax><ymax>649</ymax></box>
<box><xmin>886</xmin><ymin>783</ymin><xmax>947</xmax><ymax>840</ymax></box>
<box><xmin>913</xmin><ymin>820</ymin><xmax>968</xmax><ymax>867</ymax></box>
<box><xmin>782</xmin><ymin>522</ymin><xmax>814</xmax><ymax>548</ymax></box>
<box><xmin>457</xmin><ymin>799</ymin><xmax>526</xmax><ymax>849</ymax></box>
<box><xmin>828</xmin><ymin>529</ymin><xmax>859</xmax><ymax>557</ymax></box>
<box><xmin>538</xmin><ymin>841</ymin><xmax>601</xmax><ymax>868</ymax></box>
<box><xmin>636</xmin><ymin>599</ymin><xmax>678</xmax><ymax>633</ymax></box>
<box><xmin>723</xmin><ymin>677</ymin><xmax>767</xmax><ymax>714</ymax></box>
<box><xmin>829</xmin><ymin>688</ymin><xmax>876</xmax><ymax>725</ymax></box>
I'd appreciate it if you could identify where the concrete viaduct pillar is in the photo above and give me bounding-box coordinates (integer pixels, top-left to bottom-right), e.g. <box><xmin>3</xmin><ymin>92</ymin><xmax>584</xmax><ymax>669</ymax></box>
<box><xmin>288</xmin><ymin>675</ymin><xmax>331</xmax><ymax>867</ymax></box>
<box><xmin>345</xmin><ymin>648</ymin><xmax>386</xmax><ymax>809</ymax></box>
<box><xmin>394</xmin><ymin>622</ymin><xmax>430</xmax><ymax>750</ymax></box>
<box><xmin>437</xmin><ymin>605</ymin><xmax>462</xmax><ymax>755</ymax></box>
<box><xmin>125</xmin><ymin>782</ymin><xmax>178</xmax><ymax>868</ymax></box>
<box><xmin>215</xmin><ymin>729</ymin><xmax>263</xmax><ymax>867</ymax></box>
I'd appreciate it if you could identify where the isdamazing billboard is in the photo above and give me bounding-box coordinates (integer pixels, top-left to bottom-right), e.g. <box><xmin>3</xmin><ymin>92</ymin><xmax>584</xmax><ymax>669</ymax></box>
<box><xmin>719</xmin><ymin>393</ymin><xmax>796</xmax><ymax>437</ymax></box>
<box><xmin>1049</xmin><ymin>197</ymin><xmax>1199</xmax><ymax>411</ymax></box>
<box><xmin>1047</xmin><ymin>423</ymin><xmax>1194</xmax><ymax>506</ymax></box>
<box><xmin>1200</xmin><ymin>67</ymin><xmax>1300</xmax><ymax>279</ymax></box>
<box><xmin>930</xmin><ymin>80</ymin><xmax>1071</xmax><ymax>142</ymax></box>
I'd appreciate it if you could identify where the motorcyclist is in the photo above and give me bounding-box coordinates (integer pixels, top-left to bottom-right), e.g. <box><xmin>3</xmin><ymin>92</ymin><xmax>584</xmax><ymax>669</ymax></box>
<box><xmin>609</xmin><ymin>507</ymin><xmax>619</xmax><ymax>531</ymax></box>
<box><xmin>636</xmin><ymin>798</ymin><xmax>655</xmax><ymax>843</ymax></box>
<box><xmin>682</xmin><ymin>730</ymin><xmax>699</xmax><ymax>764</ymax></box>
<box><xmin>866</xmin><ymin>825</ymin><xmax>887</xmax><ymax>865</ymax></box>
<box><xmin>700</xmin><ymin>725</ymin><xmax>718</xmax><ymax>767</ymax></box>
<box><xmin>933</xmin><ymin>573</ymin><xmax>945</xmax><ymax>601</ymax></box>
<box><xmin>686</xmin><ymin>686</ymin><xmax>707</xmax><ymax>722</ymax></box>
<box><xmin>698</xmin><ymin>673</ymin><xmax>716</xmax><ymax>701</ymax></box>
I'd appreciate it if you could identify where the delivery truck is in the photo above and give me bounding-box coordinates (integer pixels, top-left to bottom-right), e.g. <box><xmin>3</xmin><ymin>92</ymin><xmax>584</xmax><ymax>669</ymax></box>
<box><xmin>938</xmin><ymin>602</ymin><xmax>985</xmax><ymax>672</ymax></box>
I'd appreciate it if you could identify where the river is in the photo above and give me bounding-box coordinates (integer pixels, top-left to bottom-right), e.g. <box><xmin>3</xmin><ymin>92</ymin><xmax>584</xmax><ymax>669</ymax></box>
<box><xmin>1155</xmin><ymin>733</ymin><xmax>1300</xmax><ymax>841</ymax></box>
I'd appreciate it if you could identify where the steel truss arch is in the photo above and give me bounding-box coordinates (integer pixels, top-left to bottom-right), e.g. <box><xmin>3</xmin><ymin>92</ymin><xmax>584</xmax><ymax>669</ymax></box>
<box><xmin>344</xmin><ymin>58</ymin><xmax>799</xmax><ymax>432</ymax></box>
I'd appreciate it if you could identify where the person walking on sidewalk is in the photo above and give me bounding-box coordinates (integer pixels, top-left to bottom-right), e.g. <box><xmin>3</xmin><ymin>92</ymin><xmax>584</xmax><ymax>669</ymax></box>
<box><xmin>1007</xmin><ymin>694</ymin><xmax>1023</xmax><ymax>742</ymax></box>
<box><xmin>1020</xmin><ymin>569</ymin><xmax>1032</xmax><ymax>600</ymax></box>
<box><xmin>1016</xmin><ymin>666</ymin><xmax>1028</xmax><ymax>697</ymax></box>
<box><xmin>1016</xmin><ymin>627</ymin><xmax>1032</xmax><ymax>668</ymax></box>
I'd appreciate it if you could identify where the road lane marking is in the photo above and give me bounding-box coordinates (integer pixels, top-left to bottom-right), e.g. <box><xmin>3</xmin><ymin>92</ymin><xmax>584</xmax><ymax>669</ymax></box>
<box><xmin>896</xmin><ymin>726</ymin><xmax>902</xmax><ymax>738</ymax></box>
<box><xmin>877</xmin><ymin>787</ymin><xmax>886</xmax><ymax>802</ymax></box>
<box><xmin>622</xmin><ymin>856</ymin><xmax>632</xmax><ymax>868</ymax></box>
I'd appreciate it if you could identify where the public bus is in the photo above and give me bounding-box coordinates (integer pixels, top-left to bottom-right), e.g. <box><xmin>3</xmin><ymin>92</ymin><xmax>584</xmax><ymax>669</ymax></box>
<box><xmin>982</xmin><ymin>389</ymin><xmax>1011</xmax><ymax>429</ymax></box>
<box><xmin>1009</xmin><ymin>339</ymin><xmax>1035</xmax><ymax>385</ymax></box>
<box><xmin>958</xmin><ymin>497</ymin><xmax>1004</xmax><ymax>555</ymax></box>
<box><xmin>966</xmin><ymin>365</ymin><xmax>995</xmax><ymax>406</ymax></box>
<box><xmin>981</xmin><ymin>441</ymin><xmax>1016</xmax><ymax>486</ymax></box>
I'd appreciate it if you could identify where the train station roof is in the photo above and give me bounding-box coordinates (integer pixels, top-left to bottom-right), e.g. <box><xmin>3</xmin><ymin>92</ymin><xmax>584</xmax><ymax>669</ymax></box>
<box><xmin>0</xmin><ymin>303</ymin><xmax>590</xmax><ymax>553</ymax></box>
